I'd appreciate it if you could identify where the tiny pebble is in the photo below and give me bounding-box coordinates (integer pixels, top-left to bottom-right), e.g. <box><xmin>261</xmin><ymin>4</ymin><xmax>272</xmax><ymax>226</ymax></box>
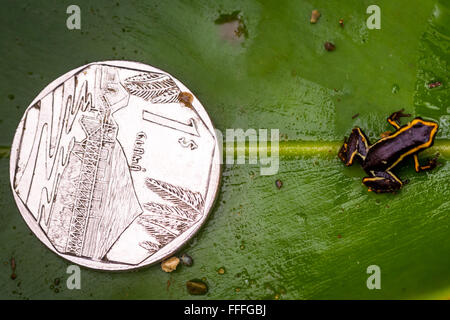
<box><xmin>186</xmin><ymin>280</ymin><xmax>208</xmax><ymax>295</ymax></box>
<box><xmin>324</xmin><ymin>42</ymin><xmax>336</xmax><ymax>51</ymax></box>
<box><xmin>161</xmin><ymin>256</ymin><xmax>180</xmax><ymax>273</ymax></box>
<box><xmin>180</xmin><ymin>253</ymin><xmax>193</xmax><ymax>266</ymax></box>
<box><xmin>339</xmin><ymin>19</ymin><xmax>344</xmax><ymax>27</ymax></box>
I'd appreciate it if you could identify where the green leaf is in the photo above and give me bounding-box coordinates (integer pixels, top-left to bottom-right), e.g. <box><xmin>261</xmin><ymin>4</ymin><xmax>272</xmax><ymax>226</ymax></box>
<box><xmin>0</xmin><ymin>0</ymin><xmax>449</xmax><ymax>299</ymax></box>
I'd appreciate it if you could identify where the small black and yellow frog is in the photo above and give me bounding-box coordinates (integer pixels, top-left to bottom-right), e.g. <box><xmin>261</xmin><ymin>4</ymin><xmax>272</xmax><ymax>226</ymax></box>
<box><xmin>338</xmin><ymin>109</ymin><xmax>439</xmax><ymax>193</ymax></box>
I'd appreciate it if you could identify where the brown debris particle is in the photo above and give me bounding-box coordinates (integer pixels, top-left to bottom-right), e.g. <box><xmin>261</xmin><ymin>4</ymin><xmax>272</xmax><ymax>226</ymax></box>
<box><xmin>10</xmin><ymin>257</ymin><xmax>16</xmax><ymax>280</ymax></box>
<box><xmin>161</xmin><ymin>256</ymin><xmax>180</xmax><ymax>273</ymax></box>
<box><xmin>428</xmin><ymin>81</ymin><xmax>442</xmax><ymax>89</ymax></box>
<box><xmin>339</xmin><ymin>19</ymin><xmax>344</xmax><ymax>27</ymax></box>
<box><xmin>186</xmin><ymin>280</ymin><xmax>208</xmax><ymax>295</ymax></box>
<box><xmin>275</xmin><ymin>179</ymin><xmax>283</xmax><ymax>189</ymax></box>
<box><xmin>352</xmin><ymin>113</ymin><xmax>359</xmax><ymax>119</ymax></box>
<box><xmin>218</xmin><ymin>267</ymin><xmax>226</xmax><ymax>275</ymax></box>
<box><xmin>178</xmin><ymin>91</ymin><xmax>194</xmax><ymax>108</ymax></box>
<box><xmin>310</xmin><ymin>10</ymin><xmax>321</xmax><ymax>24</ymax></box>
<box><xmin>324</xmin><ymin>42</ymin><xmax>336</xmax><ymax>51</ymax></box>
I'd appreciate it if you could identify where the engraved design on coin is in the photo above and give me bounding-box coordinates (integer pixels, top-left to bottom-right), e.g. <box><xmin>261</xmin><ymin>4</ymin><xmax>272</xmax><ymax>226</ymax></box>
<box><xmin>10</xmin><ymin>61</ymin><xmax>221</xmax><ymax>270</ymax></box>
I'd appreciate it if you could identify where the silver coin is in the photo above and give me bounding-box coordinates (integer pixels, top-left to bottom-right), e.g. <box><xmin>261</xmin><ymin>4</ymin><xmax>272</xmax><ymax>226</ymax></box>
<box><xmin>9</xmin><ymin>61</ymin><xmax>221</xmax><ymax>271</ymax></box>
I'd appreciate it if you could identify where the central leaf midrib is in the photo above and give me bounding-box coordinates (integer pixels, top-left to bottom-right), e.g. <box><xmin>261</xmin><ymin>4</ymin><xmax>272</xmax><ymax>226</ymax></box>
<box><xmin>2</xmin><ymin>140</ymin><xmax>450</xmax><ymax>160</ymax></box>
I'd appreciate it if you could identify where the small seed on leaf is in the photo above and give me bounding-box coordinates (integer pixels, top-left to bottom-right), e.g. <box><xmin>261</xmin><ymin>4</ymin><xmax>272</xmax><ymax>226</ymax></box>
<box><xmin>186</xmin><ymin>280</ymin><xmax>208</xmax><ymax>295</ymax></box>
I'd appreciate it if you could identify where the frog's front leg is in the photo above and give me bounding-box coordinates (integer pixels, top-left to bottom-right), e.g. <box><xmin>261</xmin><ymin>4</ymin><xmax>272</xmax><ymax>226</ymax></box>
<box><xmin>413</xmin><ymin>154</ymin><xmax>438</xmax><ymax>172</ymax></box>
<box><xmin>387</xmin><ymin>109</ymin><xmax>411</xmax><ymax>129</ymax></box>
<box><xmin>338</xmin><ymin>128</ymin><xmax>370</xmax><ymax>166</ymax></box>
<box><xmin>362</xmin><ymin>171</ymin><xmax>403</xmax><ymax>193</ymax></box>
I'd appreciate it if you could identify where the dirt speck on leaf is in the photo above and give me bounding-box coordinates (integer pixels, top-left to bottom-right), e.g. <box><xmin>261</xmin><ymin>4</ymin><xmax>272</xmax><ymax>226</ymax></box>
<box><xmin>324</xmin><ymin>42</ymin><xmax>336</xmax><ymax>51</ymax></box>
<box><xmin>275</xmin><ymin>179</ymin><xmax>283</xmax><ymax>189</ymax></box>
<box><xmin>428</xmin><ymin>81</ymin><xmax>442</xmax><ymax>89</ymax></box>
<box><xmin>10</xmin><ymin>257</ymin><xmax>16</xmax><ymax>280</ymax></box>
<box><xmin>310</xmin><ymin>10</ymin><xmax>321</xmax><ymax>24</ymax></box>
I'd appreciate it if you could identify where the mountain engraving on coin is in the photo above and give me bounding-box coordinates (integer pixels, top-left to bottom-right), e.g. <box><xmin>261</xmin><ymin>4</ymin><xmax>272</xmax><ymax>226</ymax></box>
<box><xmin>10</xmin><ymin>61</ymin><xmax>221</xmax><ymax>270</ymax></box>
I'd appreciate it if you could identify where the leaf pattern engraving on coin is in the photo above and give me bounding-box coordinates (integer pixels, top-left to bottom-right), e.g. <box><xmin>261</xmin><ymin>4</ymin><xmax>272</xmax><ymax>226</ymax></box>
<box><xmin>124</xmin><ymin>72</ymin><xmax>181</xmax><ymax>104</ymax></box>
<box><xmin>138</xmin><ymin>178</ymin><xmax>204</xmax><ymax>254</ymax></box>
<box><xmin>144</xmin><ymin>177</ymin><xmax>204</xmax><ymax>213</ymax></box>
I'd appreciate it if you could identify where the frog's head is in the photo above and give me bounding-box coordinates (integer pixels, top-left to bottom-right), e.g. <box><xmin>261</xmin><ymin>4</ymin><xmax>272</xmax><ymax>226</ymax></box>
<box><xmin>338</xmin><ymin>137</ymin><xmax>349</xmax><ymax>163</ymax></box>
<box><xmin>410</xmin><ymin>118</ymin><xmax>439</xmax><ymax>148</ymax></box>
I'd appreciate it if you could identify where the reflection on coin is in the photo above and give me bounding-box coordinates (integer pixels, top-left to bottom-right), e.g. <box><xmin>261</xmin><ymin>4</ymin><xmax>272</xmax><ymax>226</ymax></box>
<box><xmin>9</xmin><ymin>61</ymin><xmax>221</xmax><ymax>271</ymax></box>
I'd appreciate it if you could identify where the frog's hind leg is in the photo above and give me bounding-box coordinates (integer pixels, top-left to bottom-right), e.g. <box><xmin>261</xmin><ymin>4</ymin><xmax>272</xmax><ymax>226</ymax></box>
<box><xmin>362</xmin><ymin>171</ymin><xmax>403</xmax><ymax>193</ymax></box>
<box><xmin>338</xmin><ymin>128</ymin><xmax>370</xmax><ymax>166</ymax></box>
<box><xmin>387</xmin><ymin>109</ymin><xmax>411</xmax><ymax>129</ymax></box>
<box><xmin>413</xmin><ymin>154</ymin><xmax>439</xmax><ymax>172</ymax></box>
